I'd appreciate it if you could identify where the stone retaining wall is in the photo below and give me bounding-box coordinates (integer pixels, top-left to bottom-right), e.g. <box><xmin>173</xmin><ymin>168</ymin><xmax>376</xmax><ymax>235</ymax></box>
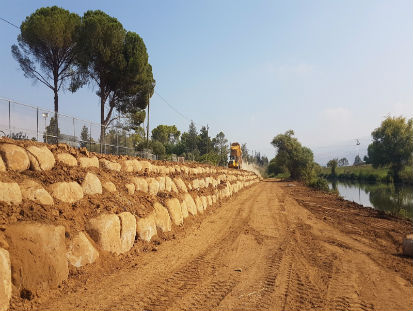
<box><xmin>0</xmin><ymin>139</ymin><xmax>260</xmax><ymax>310</ymax></box>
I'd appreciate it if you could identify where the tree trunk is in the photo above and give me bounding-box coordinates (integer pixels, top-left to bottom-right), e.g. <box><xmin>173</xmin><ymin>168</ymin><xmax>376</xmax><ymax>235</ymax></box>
<box><xmin>53</xmin><ymin>74</ymin><xmax>59</xmax><ymax>145</ymax></box>
<box><xmin>100</xmin><ymin>90</ymin><xmax>105</xmax><ymax>153</ymax></box>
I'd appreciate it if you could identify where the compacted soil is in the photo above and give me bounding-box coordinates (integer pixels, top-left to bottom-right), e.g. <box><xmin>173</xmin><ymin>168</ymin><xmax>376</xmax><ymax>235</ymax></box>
<box><xmin>12</xmin><ymin>180</ymin><xmax>413</xmax><ymax>311</ymax></box>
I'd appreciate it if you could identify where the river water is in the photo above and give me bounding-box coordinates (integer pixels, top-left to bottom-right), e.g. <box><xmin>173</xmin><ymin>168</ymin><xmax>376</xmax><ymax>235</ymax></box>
<box><xmin>328</xmin><ymin>180</ymin><xmax>413</xmax><ymax>219</ymax></box>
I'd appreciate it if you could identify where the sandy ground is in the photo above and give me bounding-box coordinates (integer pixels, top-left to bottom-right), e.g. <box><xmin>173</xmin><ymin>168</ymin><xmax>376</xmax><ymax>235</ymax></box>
<box><xmin>12</xmin><ymin>180</ymin><xmax>413</xmax><ymax>311</ymax></box>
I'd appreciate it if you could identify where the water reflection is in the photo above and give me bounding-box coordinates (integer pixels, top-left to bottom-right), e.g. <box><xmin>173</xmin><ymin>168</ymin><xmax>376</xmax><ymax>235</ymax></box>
<box><xmin>328</xmin><ymin>180</ymin><xmax>413</xmax><ymax>219</ymax></box>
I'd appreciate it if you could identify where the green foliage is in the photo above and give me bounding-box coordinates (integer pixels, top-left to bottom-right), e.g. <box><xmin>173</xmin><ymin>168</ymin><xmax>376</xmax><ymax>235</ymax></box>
<box><xmin>267</xmin><ymin>156</ymin><xmax>288</xmax><ymax>176</ymax></box>
<box><xmin>151</xmin><ymin>140</ymin><xmax>166</xmax><ymax>158</ymax></box>
<box><xmin>43</xmin><ymin>116</ymin><xmax>60</xmax><ymax>144</ymax></box>
<box><xmin>327</xmin><ymin>158</ymin><xmax>338</xmax><ymax>176</ymax></box>
<box><xmin>151</xmin><ymin>125</ymin><xmax>180</xmax><ymax>146</ymax></box>
<box><xmin>198</xmin><ymin>126</ymin><xmax>212</xmax><ymax>155</ymax></box>
<box><xmin>76</xmin><ymin>10</ymin><xmax>155</xmax><ymax>140</ymax></box>
<box><xmin>271</xmin><ymin>130</ymin><xmax>315</xmax><ymax>181</ymax></box>
<box><xmin>181</xmin><ymin>121</ymin><xmax>199</xmax><ymax>156</ymax></box>
<box><xmin>212</xmin><ymin>132</ymin><xmax>229</xmax><ymax>166</ymax></box>
<box><xmin>338</xmin><ymin>157</ymin><xmax>349</xmax><ymax>167</ymax></box>
<box><xmin>308</xmin><ymin>177</ymin><xmax>330</xmax><ymax>192</ymax></box>
<box><xmin>366</xmin><ymin>116</ymin><xmax>413</xmax><ymax>181</ymax></box>
<box><xmin>353</xmin><ymin>155</ymin><xmax>363</xmax><ymax>166</ymax></box>
<box><xmin>11</xmin><ymin>6</ymin><xmax>82</xmax><ymax>113</ymax></box>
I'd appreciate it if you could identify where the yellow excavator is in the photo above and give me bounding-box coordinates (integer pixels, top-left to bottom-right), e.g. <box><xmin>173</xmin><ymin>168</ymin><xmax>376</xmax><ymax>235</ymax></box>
<box><xmin>228</xmin><ymin>142</ymin><xmax>242</xmax><ymax>169</ymax></box>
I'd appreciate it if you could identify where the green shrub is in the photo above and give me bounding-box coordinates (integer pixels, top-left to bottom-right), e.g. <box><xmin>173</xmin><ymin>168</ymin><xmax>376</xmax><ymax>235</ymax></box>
<box><xmin>308</xmin><ymin>177</ymin><xmax>330</xmax><ymax>192</ymax></box>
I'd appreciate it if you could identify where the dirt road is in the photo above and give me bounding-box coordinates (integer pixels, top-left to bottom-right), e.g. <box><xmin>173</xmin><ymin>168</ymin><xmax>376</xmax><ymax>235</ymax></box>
<box><xmin>21</xmin><ymin>180</ymin><xmax>412</xmax><ymax>311</ymax></box>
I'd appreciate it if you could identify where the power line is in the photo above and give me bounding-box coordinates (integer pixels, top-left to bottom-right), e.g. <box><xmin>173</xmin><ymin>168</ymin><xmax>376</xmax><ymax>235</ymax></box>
<box><xmin>0</xmin><ymin>17</ymin><xmax>19</xmax><ymax>29</ymax></box>
<box><xmin>154</xmin><ymin>90</ymin><xmax>196</xmax><ymax>125</ymax></box>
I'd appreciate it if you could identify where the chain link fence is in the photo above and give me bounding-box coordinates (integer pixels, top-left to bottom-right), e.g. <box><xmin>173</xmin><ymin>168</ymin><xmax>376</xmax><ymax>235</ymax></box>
<box><xmin>0</xmin><ymin>98</ymin><xmax>156</xmax><ymax>160</ymax></box>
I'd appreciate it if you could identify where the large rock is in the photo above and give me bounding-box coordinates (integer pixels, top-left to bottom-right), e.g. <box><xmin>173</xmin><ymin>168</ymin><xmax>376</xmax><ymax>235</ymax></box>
<box><xmin>0</xmin><ymin>248</ymin><xmax>11</xmax><ymax>311</ymax></box>
<box><xmin>180</xmin><ymin>200</ymin><xmax>189</xmax><ymax>218</ymax></box>
<box><xmin>192</xmin><ymin>179</ymin><xmax>200</xmax><ymax>190</ymax></box>
<box><xmin>82</xmin><ymin>172</ymin><xmax>102</xmax><ymax>195</ymax></box>
<box><xmin>19</xmin><ymin>179</ymin><xmax>53</xmax><ymax>205</ymax></box>
<box><xmin>195</xmin><ymin>196</ymin><xmax>204</xmax><ymax>214</ymax></box>
<box><xmin>165</xmin><ymin>198</ymin><xmax>183</xmax><ymax>226</ymax></box>
<box><xmin>171</xmin><ymin>180</ymin><xmax>178</xmax><ymax>193</ymax></box>
<box><xmin>0</xmin><ymin>143</ymin><xmax>29</xmax><ymax>171</ymax></box>
<box><xmin>136</xmin><ymin>214</ymin><xmax>157</xmax><ymax>242</ymax></box>
<box><xmin>183</xmin><ymin>193</ymin><xmax>197</xmax><ymax>216</ymax></box>
<box><xmin>0</xmin><ymin>182</ymin><xmax>22</xmax><ymax>205</ymax></box>
<box><xmin>402</xmin><ymin>234</ymin><xmax>413</xmax><ymax>257</ymax></box>
<box><xmin>125</xmin><ymin>183</ymin><xmax>135</xmax><ymax>195</ymax></box>
<box><xmin>100</xmin><ymin>159</ymin><xmax>121</xmax><ymax>172</ymax></box>
<box><xmin>147</xmin><ymin>178</ymin><xmax>160</xmax><ymax>195</ymax></box>
<box><xmin>78</xmin><ymin>156</ymin><xmax>99</xmax><ymax>168</ymax></box>
<box><xmin>165</xmin><ymin>177</ymin><xmax>173</xmax><ymax>192</ymax></box>
<box><xmin>118</xmin><ymin>212</ymin><xmax>136</xmax><ymax>253</ymax></box>
<box><xmin>0</xmin><ymin>158</ymin><xmax>5</xmax><ymax>172</ymax></box>
<box><xmin>103</xmin><ymin>181</ymin><xmax>116</xmax><ymax>193</ymax></box>
<box><xmin>174</xmin><ymin>178</ymin><xmax>188</xmax><ymax>193</ymax></box>
<box><xmin>201</xmin><ymin>196</ymin><xmax>208</xmax><ymax>210</ymax></box>
<box><xmin>4</xmin><ymin>223</ymin><xmax>68</xmax><ymax>293</ymax></box>
<box><xmin>87</xmin><ymin>214</ymin><xmax>121</xmax><ymax>254</ymax></box>
<box><xmin>66</xmin><ymin>232</ymin><xmax>99</xmax><ymax>268</ymax></box>
<box><xmin>56</xmin><ymin>153</ymin><xmax>77</xmax><ymax>166</ymax></box>
<box><xmin>121</xmin><ymin>160</ymin><xmax>134</xmax><ymax>172</ymax></box>
<box><xmin>153</xmin><ymin>202</ymin><xmax>171</xmax><ymax>232</ymax></box>
<box><xmin>131</xmin><ymin>177</ymin><xmax>148</xmax><ymax>193</ymax></box>
<box><xmin>140</xmin><ymin>161</ymin><xmax>151</xmax><ymax>173</ymax></box>
<box><xmin>26</xmin><ymin>145</ymin><xmax>55</xmax><ymax>171</ymax></box>
<box><xmin>156</xmin><ymin>176</ymin><xmax>166</xmax><ymax>192</ymax></box>
<box><xmin>50</xmin><ymin>182</ymin><xmax>83</xmax><ymax>203</ymax></box>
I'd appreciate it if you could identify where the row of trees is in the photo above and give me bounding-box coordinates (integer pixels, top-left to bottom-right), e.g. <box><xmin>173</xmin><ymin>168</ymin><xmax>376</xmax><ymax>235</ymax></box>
<box><xmin>12</xmin><ymin>6</ymin><xmax>154</xmax><ymax>147</ymax></box>
<box><xmin>148</xmin><ymin>121</ymin><xmax>268</xmax><ymax>167</ymax></box>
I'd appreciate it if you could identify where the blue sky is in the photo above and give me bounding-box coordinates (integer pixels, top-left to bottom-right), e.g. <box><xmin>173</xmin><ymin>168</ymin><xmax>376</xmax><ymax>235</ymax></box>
<box><xmin>0</xmin><ymin>0</ymin><xmax>412</xmax><ymax>163</ymax></box>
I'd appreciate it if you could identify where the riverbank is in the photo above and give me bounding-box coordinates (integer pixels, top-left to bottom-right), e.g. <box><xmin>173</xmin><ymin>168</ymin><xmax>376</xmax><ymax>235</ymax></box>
<box><xmin>320</xmin><ymin>164</ymin><xmax>413</xmax><ymax>184</ymax></box>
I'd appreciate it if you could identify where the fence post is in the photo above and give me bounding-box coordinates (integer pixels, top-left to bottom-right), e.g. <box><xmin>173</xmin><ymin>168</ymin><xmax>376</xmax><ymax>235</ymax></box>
<box><xmin>89</xmin><ymin>122</ymin><xmax>92</xmax><ymax>151</ymax></box>
<box><xmin>8</xmin><ymin>101</ymin><xmax>11</xmax><ymax>136</ymax></box>
<box><xmin>36</xmin><ymin>108</ymin><xmax>39</xmax><ymax>141</ymax></box>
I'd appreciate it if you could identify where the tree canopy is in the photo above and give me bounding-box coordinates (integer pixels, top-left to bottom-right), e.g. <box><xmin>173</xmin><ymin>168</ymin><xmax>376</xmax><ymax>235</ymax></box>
<box><xmin>366</xmin><ymin>116</ymin><xmax>413</xmax><ymax>180</ymax></box>
<box><xmin>11</xmin><ymin>6</ymin><xmax>81</xmax><ymax>114</ymax></box>
<box><xmin>271</xmin><ymin>130</ymin><xmax>314</xmax><ymax>181</ymax></box>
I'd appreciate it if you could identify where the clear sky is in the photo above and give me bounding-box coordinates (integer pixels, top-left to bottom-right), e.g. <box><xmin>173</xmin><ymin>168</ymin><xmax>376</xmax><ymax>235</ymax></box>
<box><xmin>0</xmin><ymin>0</ymin><xmax>412</xmax><ymax>162</ymax></box>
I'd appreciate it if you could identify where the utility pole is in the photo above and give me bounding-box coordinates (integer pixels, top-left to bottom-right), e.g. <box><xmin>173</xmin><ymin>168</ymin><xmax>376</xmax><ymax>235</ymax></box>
<box><xmin>206</xmin><ymin>124</ymin><xmax>209</xmax><ymax>163</ymax></box>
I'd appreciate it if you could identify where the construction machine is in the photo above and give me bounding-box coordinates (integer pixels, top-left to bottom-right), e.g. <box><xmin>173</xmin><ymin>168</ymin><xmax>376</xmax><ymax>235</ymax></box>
<box><xmin>228</xmin><ymin>142</ymin><xmax>242</xmax><ymax>169</ymax></box>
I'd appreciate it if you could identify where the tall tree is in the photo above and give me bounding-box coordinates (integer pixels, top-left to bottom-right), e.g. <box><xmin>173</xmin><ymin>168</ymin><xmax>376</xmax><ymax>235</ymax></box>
<box><xmin>75</xmin><ymin>11</ymin><xmax>155</xmax><ymax>147</ymax></box>
<box><xmin>11</xmin><ymin>6</ymin><xmax>81</xmax><ymax>138</ymax></box>
<box><xmin>327</xmin><ymin>158</ymin><xmax>338</xmax><ymax>176</ymax></box>
<box><xmin>338</xmin><ymin>157</ymin><xmax>349</xmax><ymax>167</ymax></box>
<box><xmin>151</xmin><ymin>125</ymin><xmax>180</xmax><ymax>146</ymax></box>
<box><xmin>271</xmin><ymin>130</ymin><xmax>314</xmax><ymax>181</ymax></box>
<box><xmin>366</xmin><ymin>116</ymin><xmax>413</xmax><ymax>181</ymax></box>
<box><xmin>353</xmin><ymin>155</ymin><xmax>363</xmax><ymax>166</ymax></box>
<box><xmin>198</xmin><ymin>126</ymin><xmax>211</xmax><ymax>155</ymax></box>
<box><xmin>212</xmin><ymin>131</ymin><xmax>229</xmax><ymax>166</ymax></box>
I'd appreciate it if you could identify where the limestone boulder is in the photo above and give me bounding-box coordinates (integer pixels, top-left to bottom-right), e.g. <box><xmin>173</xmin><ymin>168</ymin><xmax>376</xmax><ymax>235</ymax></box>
<box><xmin>56</xmin><ymin>153</ymin><xmax>77</xmax><ymax>166</ymax></box>
<box><xmin>0</xmin><ymin>248</ymin><xmax>11</xmax><ymax>311</ymax></box>
<box><xmin>121</xmin><ymin>160</ymin><xmax>134</xmax><ymax>172</ymax></box>
<box><xmin>136</xmin><ymin>214</ymin><xmax>157</xmax><ymax>242</ymax></box>
<box><xmin>100</xmin><ymin>159</ymin><xmax>121</xmax><ymax>172</ymax></box>
<box><xmin>156</xmin><ymin>176</ymin><xmax>166</xmax><ymax>192</ymax></box>
<box><xmin>192</xmin><ymin>179</ymin><xmax>200</xmax><ymax>190</ymax></box>
<box><xmin>174</xmin><ymin>178</ymin><xmax>188</xmax><ymax>193</ymax></box>
<box><xmin>147</xmin><ymin>178</ymin><xmax>160</xmax><ymax>195</ymax></box>
<box><xmin>140</xmin><ymin>161</ymin><xmax>152</xmax><ymax>173</ymax></box>
<box><xmin>165</xmin><ymin>198</ymin><xmax>183</xmax><ymax>226</ymax></box>
<box><xmin>0</xmin><ymin>143</ymin><xmax>29</xmax><ymax>171</ymax></box>
<box><xmin>195</xmin><ymin>196</ymin><xmax>204</xmax><ymax>214</ymax></box>
<box><xmin>153</xmin><ymin>202</ymin><xmax>172</xmax><ymax>232</ymax></box>
<box><xmin>402</xmin><ymin>234</ymin><xmax>413</xmax><ymax>257</ymax></box>
<box><xmin>26</xmin><ymin>145</ymin><xmax>55</xmax><ymax>171</ymax></box>
<box><xmin>130</xmin><ymin>159</ymin><xmax>142</xmax><ymax>172</ymax></box>
<box><xmin>50</xmin><ymin>181</ymin><xmax>83</xmax><ymax>203</ymax></box>
<box><xmin>131</xmin><ymin>177</ymin><xmax>148</xmax><ymax>193</ymax></box>
<box><xmin>180</xmin><ymin>200</ymin><xmax>189</xmax><ymax>218</ymax></box>
<box><xmin>118</xmin><ymin>212</ymin><xmax>136</xmax><ymax>253</ymax></box>
<box><xmin>201</xmin><ymin>196</ymin><xmax>208</xmax><ymax>210</ymax></box>
<box><xmin>4</xmin><ymin>223</ymin><xmax>68</xmax><ymax>293</ymax></box>
<box><xmin>171</xmin><ymin>180</ymin><xmax>178</xmax><ymax>193</ymax></box>
<box><xmin>165</xmin><ymin>177</ymin><xmax>173</xmax><ymax>192</ymax></box>
<box><xmin>0</xmin><ymin>158</ymin><xmax>5</xmax><ymax>172</ymax></box>
<box><xmin>103</xmin><ymin>181</ymin><xmax>116</xmax><ymax>193</ymax></box>
<box><xmin>78</xmin><ymin>156</ymin><xmax>99</xmax><ymax>168</ymax></box>
<box><xmin>183</xmin><ymin>193</ymin><xmax>197</xmax><ymax>216</ymax></box>
<box><xmin>19</xmin><ymin>179</ymin><xmax>53</xmax><ymax>205</ymax></box>
<box><xmin>82</xmin><ymin>172</ymin><xmax>102</xmax><ymax>195</ymax></box>
<box><xmin>125</xmin><ymin>183</ymin><xmax>135</xmax><ymax>195</ymax></box>
<box><xmin>0</xmin><ymin>182</ymin><xmax>22</xmax><ymax>205</ymax></box>
<box><xmin>66</xmin><ymin>232</ymin><xmax>99</xmax><ymax>268</ymax></box>
<box><xmin>87</xmin><ymin>214</ymin><xmax>121</xmax><ymax>254</ymax></box>
<box><xmin>207</xmin><ymin>195</ymin><xmax>213</xmax><ymax>206</ymax></box>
